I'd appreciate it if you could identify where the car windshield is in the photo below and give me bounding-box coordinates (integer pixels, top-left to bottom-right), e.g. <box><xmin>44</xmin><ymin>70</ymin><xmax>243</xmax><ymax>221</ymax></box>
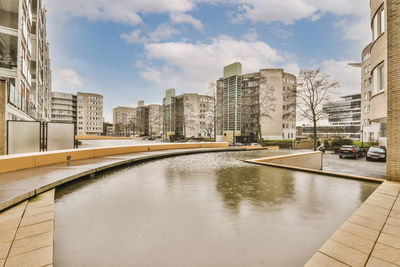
<box><xmin>341</xmin><ymin>146</ymin><xmax>353</xmax><ymax>149</ymax></box>
<box><xmin>369</xmin><ymin>147</ymin><xmax>385</xmax><ymax>153</ymax></box>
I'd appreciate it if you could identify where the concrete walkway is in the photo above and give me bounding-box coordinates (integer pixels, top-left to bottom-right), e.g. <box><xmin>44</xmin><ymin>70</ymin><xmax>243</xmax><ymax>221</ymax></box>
<box><xmin>305</xmin><ymin>181</ymin><xmax>400</xmax><ymax>267</ymax></box>
<box><xmin>0</xmin><ymin>189</ymin><xmax>54</xmax><ymax>267</ymax></box>
<box><xmin>0</xmin><ymin>147</ymin><xmax>254</xmax><ymax>212</ymax></box>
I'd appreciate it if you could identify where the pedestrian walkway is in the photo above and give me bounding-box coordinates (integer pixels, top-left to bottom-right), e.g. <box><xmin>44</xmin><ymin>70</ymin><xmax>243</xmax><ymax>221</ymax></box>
<box><xmin>305</xmin><ymin>181</ymin><xmax>400</xmax><ymax>266</ymax></box>
<box><xmin>0</xmin><ymin>189</ymin><xmax>54</xmax><ymax>267</ymax></box>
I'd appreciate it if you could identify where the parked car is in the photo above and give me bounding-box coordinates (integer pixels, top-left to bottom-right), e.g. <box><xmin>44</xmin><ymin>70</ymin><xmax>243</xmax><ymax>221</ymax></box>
<box><xmin>366</xmin><ymin>147</ymin><xmax>386</xmax><ymax>161</ymax></box>
<box><xmin>339</xmin><ymin>145</ymin><xmax>364</xmax><ymax>159</ymax></box>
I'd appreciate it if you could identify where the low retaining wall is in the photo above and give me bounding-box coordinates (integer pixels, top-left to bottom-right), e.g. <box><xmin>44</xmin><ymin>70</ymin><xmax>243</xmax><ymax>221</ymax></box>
<box><xmin>0</xmin><ymin>142</ymin><xmax>229</xmax><ymax>174</ymax></box>
<box><xmin>248</xmin><ymin>151</ymin><xmax>323</xmax><ymax>170</ymax></box>
<box><xmin>75</xmin><ymin>135</ymin><xmax>140</xmax><ymax>140</ymax></box>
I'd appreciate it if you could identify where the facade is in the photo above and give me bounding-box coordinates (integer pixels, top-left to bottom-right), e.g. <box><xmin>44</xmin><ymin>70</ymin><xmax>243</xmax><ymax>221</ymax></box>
<box><xmin>358</xmin><ymin>0</ymin><xmax>387</xmax><ymax>146</ymax></box>
<box><xmin>324</xmin><ymin>94</ymin><xmax>361</xmax><ymax>127</ymax></box>
<box><xmin>102</xmin><ymin>122</ymin><xmax>113</xmax><ymax>136</ymax></box>
<box><xmin>216</xmin><ymin>64</ymin><xmax>297</xmax><ymax>143</ymax></box>
<box><xmin>51</xmin><ymin>92</ymin><xmax>77</xmax><ymax>125</ymax></box>
<box><xmin>76</xmin><ymin>92</ymin><xmax>103</xmax><ymax>135</ymax></box>
<box><xmin>113</xmin><ymin>106</ymin><xmax>136</xmax><ymax>136</ymax></box>
<box><xmin>136</xmin><ymin>101</ymin><xmax>163</xmax><ymax>137</ymax></box>
<box><xmin>0</xmin><ymin>0</ymin><xmax>52</xmax><ymax>123</ymax></box>
<box><xmin>162</xmin><ymin>89</ymin><xmax>214</xmax><ymax>140</ymax></box>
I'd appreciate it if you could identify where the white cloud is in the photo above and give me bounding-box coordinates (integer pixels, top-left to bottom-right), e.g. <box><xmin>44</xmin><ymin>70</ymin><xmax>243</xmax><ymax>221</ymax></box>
<box><xmin>139</xmin><ymin>35</ymin><xmax>298</xmax><ymax>92</ymax></box>
<box><xmin>242</xmin><ymin>28</ymin><xmax>258</xmax><ymax>41</ymax></box>
<box><xmin>170</xmin><ymin>13</ymin><xmax>203</xmax><ymax>31</ymax></box>
<box><xmin>45</xmin><ymin>0</ymin><xmax>194</xmax><ymax>25</ymax></box>
<box><xmin>53</xmin><ymin>69</ymin><xmax>84</xmax><ymax>91</ymax></box>
<box><xmin>320</xmin><ymin>59</ymin><xmax>361</xmax><ymax>99</ymax></box>
<box><xmin>121</xmin><ymin>24</ymin><xmax>180</xmax><ymax>44</ymax></box>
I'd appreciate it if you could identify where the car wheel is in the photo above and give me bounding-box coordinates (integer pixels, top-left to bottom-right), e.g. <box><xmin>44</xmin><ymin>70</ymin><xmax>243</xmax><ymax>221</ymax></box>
<box><xmin>339</xmin><ymin>155</ymin><xmax>343</xmax><ymax>159</ymax></box>
<box><xmin>366</xmin><ymin>157</ymin><xmax>370</xmax><ymax>161</ymax></box>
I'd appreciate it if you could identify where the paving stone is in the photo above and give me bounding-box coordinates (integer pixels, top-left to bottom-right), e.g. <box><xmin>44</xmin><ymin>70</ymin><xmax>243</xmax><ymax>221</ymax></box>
<box><xmin>365</xmin><ymin>196</ymin><xmax>395</xmax><ymax>210</ymax></box>
<box><xmin>355</xmin><ymin>208</ymin><xmax>388</xmax><ymax>222</ymax></box>
<box><xmin>340</xmin><ymin>221</ymin><xmax>380</xmax><ymax>241</ymax></box>
<box><xmin>372</xmin><ymin>243</ymin><xmax>400</xmax><ymax>265</ymax></box>
<box><xmin>330</xmin><ymin>228</ymin><xmax>375</xmax><ymax>254</ymax></box>
<box><xmin>387</xmin><ymin>217</ymin><xmax>400</xmax><ymax>228</ymax></box>
<box><xmin>0</xmin><ymin>258</ymin><xmax>4</xmax><ymax>267</ymax></box>
<box><xmin>304</xmin><ymin>252</ymin><xmax>348</xmax><ymax>267</ymax></box>
<box><xmin>378</xmin><ymin>233</ymin><xmax>400</xmax><ymax>250</ymax></box>
<box><xmin>348</xmin><ymin>214</ymin><xmax>386</xmax><ymax>231</ymax></box>
<box><xmin>374</xmin><ymin>192</ymin><xmax>397</xmax><ymax>201</ymax></box>
<box><xmin>359</xmin><ymin>203</ymin><xmax>391</xmax><ymax>217</ymax></box>
<box><xmin>19</xmin><ymin>211</ymin><xmax>54</xmax><ymax>227</ymax></box>
<box><xmin>8</xmin><ymin>231</ymin><xmax>53</xmax><ymax>257</ymax></box>
<box><xmin>23</xmin><ymin>204</ymin><xmax>54</xmax><ymax>217</ymax></box>
<box><xmin>0</xmin><ymin>219</ymin><xmax>20</xmax><ymax>238</ymax></box>
<box><xmin>0</xmin><ymin>202</ymin><xmax>26</xmax><ymax>224</ymax></box>
<box><xmin>0</xmin><ymin>242</ymin><xmax>11</xmax><ymax>261</ymax></box>
<box><xmin>366</xmin><ymin>257</ymin><xmax>399</xmax><ymax>267</ymax></box>
<box><xmin>389</xmin><ymin>210</ymin><xmax>400</xmax><ymax>219</ymax></box>
<box><xmin>4</xmin><ymin>245</ymin><xmax>52</xmax><ymax>267</ymax></box>
<box><xmin>382</xmin><ymin>224</ymin><xmax>400</xmax><ymax>238</ymax></box>
<box><xmin>14</xmin><ymin>221</ymin><xmax>54</xmax><ymax>241</ymax></box>
<box><xmin>319</xmin><ymin>239</ymin><xmax>368</xmax><ymax>267</ymax></box>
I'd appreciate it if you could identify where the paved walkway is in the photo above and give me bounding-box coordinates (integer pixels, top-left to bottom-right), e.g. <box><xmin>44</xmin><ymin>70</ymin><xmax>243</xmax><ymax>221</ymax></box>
<box><xmin>0</xmin><ymin>147</ymin><xmax>251</xmax><ymax>212</ymax></box>
<box><xmin>0</xmin><ymin>190</ymin><xmax>54</xmax><ymax>267</ymax></box>
<box><xmin>305</xmin><ymin>181</ymin><xmax>400</xmax><ymax>267</ymax></box>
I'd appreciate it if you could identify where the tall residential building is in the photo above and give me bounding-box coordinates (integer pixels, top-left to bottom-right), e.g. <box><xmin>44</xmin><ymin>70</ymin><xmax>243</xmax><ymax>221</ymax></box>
<box><xmin>0</xmin><ymin>0</ymin><xmax>52</xmax><ymax>122</ymax></box>
<box><xmin>358</xmin><ymin>0</ymin><xmax>387</xmax><ymax>146</ymax></box>
<box><xmin>113</xmin><ymin>106</ymin><xmax>136</xmax><ymax>136</ymax></box>
<box><xmin>162</xmin><ymin>89</ymin><xmax>214</xmax><ymax>140</ymax></box>
<box><xmin>102</xmin><ymin>122</ymin><xmax>113</xmax><ymax>136</ymax></box>
<box><xmin>51</xmin><ymin>92</ymin><xmax>77</xmax><ymax>125</ymax></box>
<box><xmin>136</xmin><ymin>101</ymin><xmax>163</xmax><ymax>137</ymax></box>
<box><xmin>216</xmin><ymin>65</ymin><xmax>297</xmax><ymax>143</ymax></box>
<box><xmin>76</xmin><ymin>92</ymin><xmax>103</xmax><ymax>135</ymax></box>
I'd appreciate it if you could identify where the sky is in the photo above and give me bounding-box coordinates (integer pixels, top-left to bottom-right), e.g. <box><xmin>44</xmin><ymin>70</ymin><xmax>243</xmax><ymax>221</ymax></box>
<box><xmin>44</xmin><ymin>0</ymin><xmax>372</xmax><ymax>123</ymax></box>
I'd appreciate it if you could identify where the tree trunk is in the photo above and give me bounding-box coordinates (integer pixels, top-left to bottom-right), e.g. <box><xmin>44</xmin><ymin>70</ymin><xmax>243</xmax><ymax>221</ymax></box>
<box><xmin>313</xmin><ymin>118</ymin><xmax>317</xmax><ymax>151</ymax></box>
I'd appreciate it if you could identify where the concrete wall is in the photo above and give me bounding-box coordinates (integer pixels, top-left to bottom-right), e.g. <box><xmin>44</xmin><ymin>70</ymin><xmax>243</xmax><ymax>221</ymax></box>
<box><xmin>0</xmin><ymin>142</ymin><xmax>229</xmax><ymax>174</ymax></box>
<box><xmin>387</xmin><ymin>0</ymin><xmax>400</xmax><ymax>181</ymax></box>
<box><xmin>255</xmin><ymin>151</ymin><xmax>323</xmax><ymax>170</ymax></box>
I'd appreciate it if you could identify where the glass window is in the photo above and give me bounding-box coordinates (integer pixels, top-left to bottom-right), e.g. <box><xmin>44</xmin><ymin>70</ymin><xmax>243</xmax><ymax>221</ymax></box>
<box><xmin>380</xmin><ymin>9</ymin><xmax>385</xmax><ymax>34</ymax></box>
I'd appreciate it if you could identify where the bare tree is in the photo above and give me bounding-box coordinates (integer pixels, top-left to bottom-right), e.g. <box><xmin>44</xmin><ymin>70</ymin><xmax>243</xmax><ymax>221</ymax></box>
<box><xmin>297</xmin><ymin>69</ymin><xmax>339</xmax><ymax>151</ymax></box>
<box><xmin>183</xmin><ymin>101</ymin><xmax>197</xmax><ymax>137</ymax></box>
<box><xmin>255</xmin><ymin>77</ymin><xmax>277</xmax><ymax>143</ymax></box>
<box><xmin>205</xmin><ymin>82</ymin><xmax>218</xmax><ymax>141</ymax></box>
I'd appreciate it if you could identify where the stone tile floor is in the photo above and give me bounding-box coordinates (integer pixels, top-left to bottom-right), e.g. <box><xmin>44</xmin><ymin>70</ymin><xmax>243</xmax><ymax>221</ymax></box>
<box><xmin>0</xmin><ymin>189</ymin><xmax>54</xmax><ymax>267</ymax></box>
<box><xmin>305</xmin><ymin>181</ymin><xmax>400</xmax><ymax>267</ymax></box>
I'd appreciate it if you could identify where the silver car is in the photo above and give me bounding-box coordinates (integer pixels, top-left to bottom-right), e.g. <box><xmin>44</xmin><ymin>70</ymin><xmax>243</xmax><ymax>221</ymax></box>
<box><xmin>366</xmin><ymin>147</ymin><xmax>386</xmax><ymax>161</ymax></box>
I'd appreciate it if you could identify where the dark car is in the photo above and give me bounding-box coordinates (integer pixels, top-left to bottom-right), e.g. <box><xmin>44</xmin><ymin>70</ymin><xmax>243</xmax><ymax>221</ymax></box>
<box><xmin>366</xmin><ymin>147</ymin><xmax>386</xmax><ymax>161</ymax></box>
<box><xmin>339</xmin><ymin>145</ymin><xmax>363</xmax><ymax>159</ymax></box>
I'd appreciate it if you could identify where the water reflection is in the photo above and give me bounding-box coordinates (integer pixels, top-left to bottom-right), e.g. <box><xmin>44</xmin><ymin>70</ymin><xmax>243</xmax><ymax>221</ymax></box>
<box><xmin>54</xmin><ymin>151</ymin><xmax>378</xmax><ymax>267</ymax></box>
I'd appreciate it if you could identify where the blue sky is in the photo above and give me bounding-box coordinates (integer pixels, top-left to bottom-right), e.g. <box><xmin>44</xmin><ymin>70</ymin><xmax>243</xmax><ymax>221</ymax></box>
<box><xmin>45</xmin><ymin>0</ymin><xmax>371</xmax><ymax>122</ymax></box>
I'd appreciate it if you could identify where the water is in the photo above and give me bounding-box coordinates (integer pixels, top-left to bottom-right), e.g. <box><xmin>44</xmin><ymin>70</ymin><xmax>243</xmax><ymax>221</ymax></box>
<box><xmin>54</xmin><ymin>150</ymin><xmax>378</xmax><ymax>267</ymax></box>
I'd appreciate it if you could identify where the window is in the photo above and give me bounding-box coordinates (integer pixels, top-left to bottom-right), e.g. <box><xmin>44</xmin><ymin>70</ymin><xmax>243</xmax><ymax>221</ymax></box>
<box><xmin>372</xmin><ymin>63</ymin><xmax>385</xmax><ymax>94</ymax></box>
<box><xmin>372</xmin><ymin>8</ymin><xmax>385</xmax><ymax>41</ymax></box>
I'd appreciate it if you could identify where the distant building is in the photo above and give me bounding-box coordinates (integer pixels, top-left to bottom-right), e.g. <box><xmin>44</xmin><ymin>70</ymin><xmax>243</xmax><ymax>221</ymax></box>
<box><xmin>102</xmin><ymin>122</ymin><xmax>113</xmax><ymax>136</ymax></box>
<box><xmin>76</xmin><ymin>92</ymin><xmax>103</xmax><ymax>135</ymax></box>
<box><xmin>323</xmin><ymin>94</ymin><xmax>361</xmax><ymax>127</ymax></box>
<box><xmin>216</xmin><ymin>64</ymin><xmax>297</xmax><ymax>143</ymax></box>
<box><xmin>162</xmin><ymin>89</ymin><xmax>214</xmax><ymax>140</ymax></box>
<box><xmin>136</xmin><ymin>101</ymin><xmax>163</xmax><ymax>137</ymax></box>
<box><xmin>113</xmin><ymin>106</ymin><xmax>136</xmax><ymax>136</ymax></box>
<box><xmin>51</xmin><ymin>91</ymin><xmax>77</xmax><ymax>131</ymax></box>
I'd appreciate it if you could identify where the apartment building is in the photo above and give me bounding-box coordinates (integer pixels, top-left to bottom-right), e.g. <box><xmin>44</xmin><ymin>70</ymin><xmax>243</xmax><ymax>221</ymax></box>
<box><xmin>113</xmin><ymin>106</ymin><xmax>136</xmax><ymax>136</ymax></box>
<box><xmin>51</xmin><ymin>92</ymin><xmax>77</xmax><ymax>125</ymax></box>
<box><xmin>102</xmin><ymin>122</ymin><xmax>113</xmax><ymax>136</ymax></box>
<box><xmin>216</xmin><ymin>63</ymin><xmax>297</xmax><ymax>143</ymax></box>
<box><xmin>0</xmin><ymin>0</ymin><xmax>52</xmax><ymax>122</ymax></box>
<box><xmin>136</xmin><ymin>101</ymin><xmax>163</xmax><ymax>137</ymax></box>
<box><xmin>358</xmin><ymin>0</ymin><xmax>387</xmax><ymax>145</ymax></box>
<box><xmin>76</xmin><ymin>92</ymin><xmax>103</xmax><ymax>135</ymax></box>
<box><xmin>162</xmin><ymin>89</ymin><xmax>214</xmax><ymax>140</ymax></box>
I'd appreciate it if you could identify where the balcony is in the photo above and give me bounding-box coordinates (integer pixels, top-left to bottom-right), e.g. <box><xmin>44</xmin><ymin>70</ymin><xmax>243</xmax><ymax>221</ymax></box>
<box><xmin>370</xmin><ymin>91</ymin><xmax>387</xmax><ymax>123</ymax></box>
<box><xmin>0</xmin><ymin>33</ymin><xmax>18</xmax><ymax>69</ymax></box>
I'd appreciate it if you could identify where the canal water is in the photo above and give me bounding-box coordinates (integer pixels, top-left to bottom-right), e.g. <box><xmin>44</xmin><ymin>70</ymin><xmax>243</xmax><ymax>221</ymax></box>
<box><xmin>54</xmin><ymin>150</ymin><xmax>378</xmax><ymax>267</ymax></box>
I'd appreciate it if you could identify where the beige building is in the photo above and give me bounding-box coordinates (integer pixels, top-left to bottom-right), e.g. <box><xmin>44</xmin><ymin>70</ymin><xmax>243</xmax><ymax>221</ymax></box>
<box><xmin>359</xmin><ymin>0</ymin><xmax>387</xmax><ymax>146</ymax></box>
<box><xmin>0</xmin><ymin>0</ymin><xmax>52</xmax><ymax>122</ymax></box>
<box><xmin>77</xmin><ymin>92</ymin><xmax>103</xmax><ymax>135</ymax></box>
<box><xmin>216</xmin><ymin>64</ymin><xmax>297</xmax><ymax>143</ymax></box>
<box><xmin>136</xmin><ymin>101</ymin><xmax>163</xmax><ymax>137</ymax></box>
<box><xmin>162</xmin><ymin>89</ymin><xmax>214</xmax><ymax>140</ymax></box>
<box><xmin>113</xmin><ymin>106</ymin><xmax>136</xmax><ymax>136</ymax></box>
